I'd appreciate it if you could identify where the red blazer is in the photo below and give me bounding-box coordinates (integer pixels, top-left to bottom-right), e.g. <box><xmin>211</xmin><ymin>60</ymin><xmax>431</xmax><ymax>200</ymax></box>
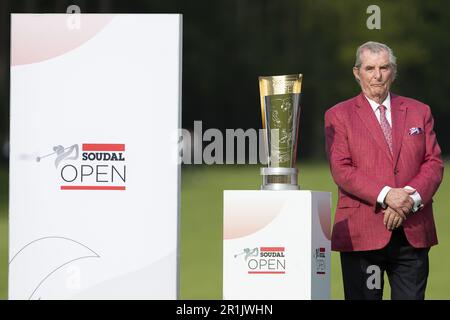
<box><xmin>325</xmin><ymin>92</ymin><xmax>444</xmax><ymax>252</ymax></box>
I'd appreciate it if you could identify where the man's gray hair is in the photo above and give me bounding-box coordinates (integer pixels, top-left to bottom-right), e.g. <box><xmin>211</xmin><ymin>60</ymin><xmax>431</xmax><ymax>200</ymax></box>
<box><xmin>354</xmin><ymin>41</ymin><xmax>397</xmax><ymax>78</ymax></box>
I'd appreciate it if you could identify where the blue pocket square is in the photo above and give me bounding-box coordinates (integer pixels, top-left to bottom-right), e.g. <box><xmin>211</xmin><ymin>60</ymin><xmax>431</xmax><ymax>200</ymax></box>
<box><xmin>409</xmin><ymin>127</ymin><xmax>423</xmax><ymax>135</ymax></box>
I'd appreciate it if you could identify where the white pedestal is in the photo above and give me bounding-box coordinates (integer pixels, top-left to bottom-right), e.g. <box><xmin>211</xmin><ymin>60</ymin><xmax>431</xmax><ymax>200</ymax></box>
<box><xmin>223</xmin><ymin>190</ymin><xmax>331</xmax><ymax>300</ymax></box>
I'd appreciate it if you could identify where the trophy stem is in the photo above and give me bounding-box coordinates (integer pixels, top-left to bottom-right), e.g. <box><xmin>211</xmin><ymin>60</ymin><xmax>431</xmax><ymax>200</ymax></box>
<box><xmin>260</xmin><ymin>167</ymin><xmax>299</xmax><ymax>190</ymax></box>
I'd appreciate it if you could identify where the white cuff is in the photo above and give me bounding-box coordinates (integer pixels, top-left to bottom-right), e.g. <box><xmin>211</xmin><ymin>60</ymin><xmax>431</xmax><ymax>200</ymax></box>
<box><xmin>377</xmin><ymin>186</ymin><xmax>391</xmax><ymax>209</ymax></box>
<box><xmin>404</xmin><ymin>186</ymin><xmax>422</xmax><ymax>213</ymax></box>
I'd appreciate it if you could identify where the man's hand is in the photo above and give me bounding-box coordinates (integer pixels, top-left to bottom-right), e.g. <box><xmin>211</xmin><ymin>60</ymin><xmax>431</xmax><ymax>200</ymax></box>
<box><xmin>383</xmin><ymin>207</ymin><xmax>405</xmax><ymax>231</ymax></box>
<box><xmin>384</xmin><ymin>188</ymin><xmax>415</xmax><ymax>216</ymax></box>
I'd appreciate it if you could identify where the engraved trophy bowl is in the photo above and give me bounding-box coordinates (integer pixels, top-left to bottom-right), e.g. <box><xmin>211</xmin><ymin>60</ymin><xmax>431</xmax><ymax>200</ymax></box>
<box><xmin>259</xmin><ymin>74</ymin><xmax>302</xmax><ymax>190</ymax></box>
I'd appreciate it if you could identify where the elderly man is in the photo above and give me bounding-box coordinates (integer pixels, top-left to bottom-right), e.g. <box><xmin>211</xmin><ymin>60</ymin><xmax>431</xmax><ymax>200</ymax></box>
<box><xmin>325</xmin><ymin>41</ymin><xmax>444</xmax><ymax>300</ymax></box>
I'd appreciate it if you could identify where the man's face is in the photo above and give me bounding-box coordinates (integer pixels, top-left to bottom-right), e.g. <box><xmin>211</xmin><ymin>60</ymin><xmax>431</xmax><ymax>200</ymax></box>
<box><xmin>353</xmin><ymin>49</ymin><xmax>395</xmax><ymax>101</ymax></box>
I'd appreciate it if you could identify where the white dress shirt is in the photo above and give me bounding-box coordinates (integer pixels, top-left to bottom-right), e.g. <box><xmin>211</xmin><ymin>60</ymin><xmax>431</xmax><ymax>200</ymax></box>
<box><xmin>364</xmin><ymin>93</ymin><xmax>422</xmax><ymax>213</ymax></box>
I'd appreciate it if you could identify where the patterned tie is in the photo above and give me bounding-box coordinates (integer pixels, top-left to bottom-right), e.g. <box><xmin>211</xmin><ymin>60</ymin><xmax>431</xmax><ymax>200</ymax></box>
<box><xmin>378</xmin><ymin>105</ymin><xmax>393</xmax><ymax>155</ymax></box>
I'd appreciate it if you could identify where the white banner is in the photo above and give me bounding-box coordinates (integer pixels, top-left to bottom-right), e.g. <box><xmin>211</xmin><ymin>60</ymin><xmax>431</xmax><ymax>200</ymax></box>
<box><xmin>9</xmin><ymin>14</ymin><xmax>182</xmax><ymax>299</ymax></box>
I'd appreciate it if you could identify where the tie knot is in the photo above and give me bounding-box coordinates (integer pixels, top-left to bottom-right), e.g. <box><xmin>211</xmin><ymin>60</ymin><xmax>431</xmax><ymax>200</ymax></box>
<box><xmin>378</xmin><ymin>105</ymin><xmax>387</xmax><ymax>114</ymax></box>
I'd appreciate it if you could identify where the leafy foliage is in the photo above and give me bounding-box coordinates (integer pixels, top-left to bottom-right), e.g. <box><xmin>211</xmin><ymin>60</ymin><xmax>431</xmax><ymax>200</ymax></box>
<box><xmin>1</xmin><ymin>0</ymin><xmax>449</xmax><ymax>160</ymax></box>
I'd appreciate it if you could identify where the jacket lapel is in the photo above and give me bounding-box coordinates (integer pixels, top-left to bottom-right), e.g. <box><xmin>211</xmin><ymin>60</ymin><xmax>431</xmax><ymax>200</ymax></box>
<box><xmin>354</xmin><ymin>92</ymin><xmax>393</xmax><ymax>162</ymax></box>
<box><xmin>390</xmin><ymin>94</ymin><xmax>407</xmax><ymax>167</ymax></box>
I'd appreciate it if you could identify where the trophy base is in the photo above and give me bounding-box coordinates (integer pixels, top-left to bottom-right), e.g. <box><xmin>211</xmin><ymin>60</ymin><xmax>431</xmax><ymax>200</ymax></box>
<box><xmin>260</xmin><ymin>167</ymin><xmax>299</xmax><ymax>191</ymax></box>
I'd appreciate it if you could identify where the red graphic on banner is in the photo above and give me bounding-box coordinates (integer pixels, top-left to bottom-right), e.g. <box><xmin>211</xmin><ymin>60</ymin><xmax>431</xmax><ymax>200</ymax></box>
<box><xmin>82</xmin><ymin>144</ymin><xmax>125</xmax><ymax>151</ymax></box>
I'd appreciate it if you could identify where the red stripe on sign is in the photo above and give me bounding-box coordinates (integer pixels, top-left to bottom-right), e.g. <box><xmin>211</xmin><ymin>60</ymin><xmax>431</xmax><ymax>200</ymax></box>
<box><xmin>82</xmin><ymin>144</ymin><xmax>125</xmax><ymax>151</ymax></box>
<box><xmin>319</xmin><ymin>247</ymin><xmax>326</xmax><ymax>252</ymax></box>
<box><xmin>61</xmin><ymin>186</ymin><xmax>126</xmax><ymax>190</ymax></box>
<box><xmin>260</xmin><ymin>247</ymin><xmax>285</xmax><ymax>252</ymax></box>
<box><xmin>248</xmin><ymin>271</ymin><xmax>285</xmax><ymax>274</ymax></box>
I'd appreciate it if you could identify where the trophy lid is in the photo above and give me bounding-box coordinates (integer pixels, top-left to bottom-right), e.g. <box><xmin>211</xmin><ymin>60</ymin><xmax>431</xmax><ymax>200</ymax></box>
<box><xmin>258</xmin><ymin>74</ymin><xmax>303</xmax><ymax>95</ymax></box>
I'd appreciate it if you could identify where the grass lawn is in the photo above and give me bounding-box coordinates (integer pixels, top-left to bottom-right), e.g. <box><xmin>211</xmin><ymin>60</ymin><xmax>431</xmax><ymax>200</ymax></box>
<box><xmin>0</xmin><ymin>161</ymin><xmax>449</xmax><ymax>299</ymax></box>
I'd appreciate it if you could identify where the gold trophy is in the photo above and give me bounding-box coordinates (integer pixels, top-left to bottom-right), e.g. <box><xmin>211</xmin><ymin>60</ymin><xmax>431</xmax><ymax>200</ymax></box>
<box><xmin>259</xmin><ymin>74</ymin><xmax>302</xmax><ymax>190</ymax></box>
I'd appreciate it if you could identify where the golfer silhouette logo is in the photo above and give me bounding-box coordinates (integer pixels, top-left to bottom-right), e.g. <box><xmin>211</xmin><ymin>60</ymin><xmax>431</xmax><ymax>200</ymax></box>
<box><xmin>36</xmin><ymin>144</ymin><xmax>79</xmax><ymax>168</ymax></box>
<box><xmin>234</xmin><ymin>248</ymin><xmax>259</xmax><ymax>261</ymax></box>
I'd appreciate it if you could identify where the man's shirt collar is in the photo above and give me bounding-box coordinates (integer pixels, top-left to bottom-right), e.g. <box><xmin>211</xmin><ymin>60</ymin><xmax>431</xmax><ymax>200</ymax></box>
<box><xmin>365</xmin><ymin>92</ymin><xmax>391</xmax><ymax>113</ymax></box>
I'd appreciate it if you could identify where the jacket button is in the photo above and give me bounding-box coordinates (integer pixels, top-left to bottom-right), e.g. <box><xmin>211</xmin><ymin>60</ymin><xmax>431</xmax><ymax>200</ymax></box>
<box><xmin>394</xmin><ymin>169</ymin><xmax>399</xmax><ymax>175</ymax></box>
